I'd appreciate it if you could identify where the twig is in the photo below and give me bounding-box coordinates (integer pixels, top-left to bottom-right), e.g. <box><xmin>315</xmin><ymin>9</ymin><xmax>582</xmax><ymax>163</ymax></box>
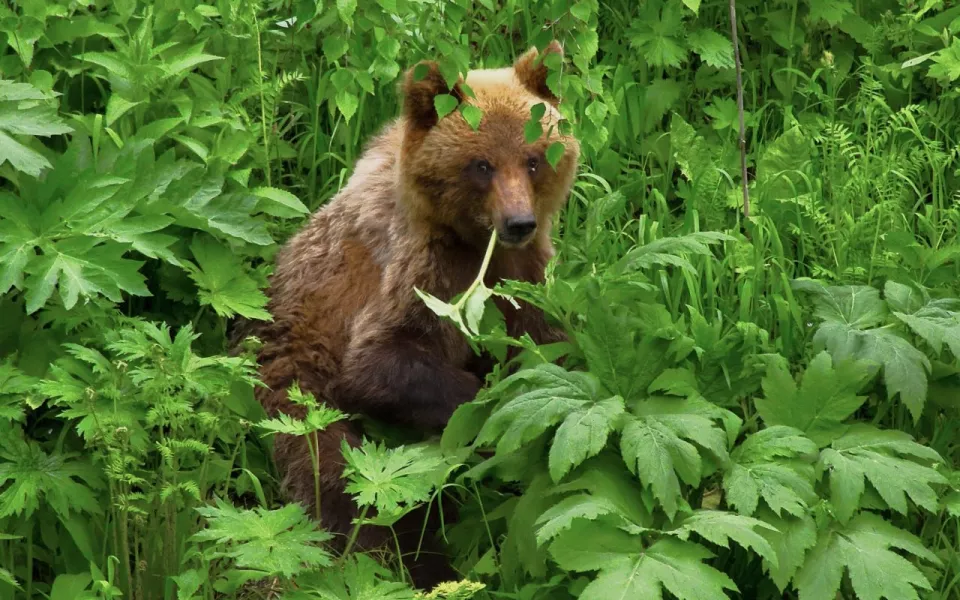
<box><xmin>729</xmin><ymin>0</ymin><xmax>750</xmax><ymax>220</ymax></box>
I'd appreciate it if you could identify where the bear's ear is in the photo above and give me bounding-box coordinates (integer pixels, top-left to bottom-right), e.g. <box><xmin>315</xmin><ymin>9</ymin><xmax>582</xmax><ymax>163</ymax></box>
<box><xmin>513</xmin><ymin>40</ymin><xmax>563</xmax><ymax>106</ymax></box>
<box><xmin>401</xmin><ymin>60</ymin><xmax>465</xmax><ymax>131</ymax></box>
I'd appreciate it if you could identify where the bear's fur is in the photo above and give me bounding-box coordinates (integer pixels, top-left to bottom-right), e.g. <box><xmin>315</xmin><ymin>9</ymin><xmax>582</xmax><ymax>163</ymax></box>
<box><xmin>245</xmin><ymin>41</ymin><xmax>580</xmax><ymax>588</ymax></box>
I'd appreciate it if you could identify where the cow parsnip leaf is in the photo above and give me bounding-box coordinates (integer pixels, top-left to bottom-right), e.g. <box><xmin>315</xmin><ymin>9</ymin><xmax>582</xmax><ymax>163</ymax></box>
<box><xmin>0</xmin><ymin>79</ymin><xmax>72</xmax><ymax>176</ymax></box>
<box><xmin>187</xmin><ymin>236</ymin><xmax>271</xmax><ymax>321</ymax></box>
<box><xmin>341</xmin><ymin>440</ymin><xmax>448</xmax><ymax>514</ymax></box>
<box><xmin>819</xmin><ymin>424</ymin><xmax>946</xmax><ymax>522</ymax></box>
<box><xmin>794</xmin><ymin>280</ymin><xmax>931</xmax><ymax>422</ymax></box>
<box><xmin>755</xmin><ymin>507</ymin><xmax>817</xmax><ymax>592</ymax></box>
<box><xmin>686</xmin><ymin>30</ymin><xmax>734</xmax><ymax>69</ymax></box>
<box><xmin>476</xmin><ymin>363</ymin><xmax>622</xmax><ymax>480</ymax></box>
<box><xmin>627</xmin><ymin>2</ymin><xmax>688</xmax><ymax>68</ymax></box>
<box><xmin>550</xmin><ymin>522</ymin><xmax>737</xmax><ymax>600</ymax></box>
<box><xmin>548</xmin><ymin>396</ymin><xmax>625</xmax><ymax>482</ymax></box>
<box><xmin>723</xmin><ymin>426</ymin><xmax>818</xmax><ymax>517</ymax></box>
<box><xmin>806</xmin><ymin>0</ymin><xmax>854</xmax><ymax>25</ymax></box>
<box><xmin>794</xmin><ymin>513</ymin><xmax>941</xmax><ymax>600</ymax></box>
<box><xmin>0</xmin><ymin>437</ymin><xmax>101</xmax><ymax>519</ymax></box>
<box><xmin>621</xmin><ymin>396</ymin><xmax>732</xmax><ymax>518</ymax></box>
<box><xmin>193</xmin><ymin>498</ymin><xmax>332</xmax><ymax>578</ymax></box>
<box><xmin>671</xmin><ymin>509</ymin><xmax>779</xmax><ymax>567</ymax></box>
<box><xmin>755</xmin><ymin>351</ymin><xmax>869</xmax><ymax>446</ymax></box>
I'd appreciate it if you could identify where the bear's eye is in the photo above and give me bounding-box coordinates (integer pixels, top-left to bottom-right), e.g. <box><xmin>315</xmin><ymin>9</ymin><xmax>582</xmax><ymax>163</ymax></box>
<box><xmin>475</xmin><ymin>160</ymin><xmax>493</xmax><ymax>175</ymax></box>
<box><xmin>527</xmin><ymin>156</ymin><xmax>540</xmax><ymax>174</ymax></box>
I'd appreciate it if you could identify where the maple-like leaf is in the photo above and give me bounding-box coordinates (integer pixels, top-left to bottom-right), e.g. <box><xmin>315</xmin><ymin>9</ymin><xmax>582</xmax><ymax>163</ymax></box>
<box><xmin>806</xmin><ymin>0</ymin><xmax>854</xmax><ymax>25</ymax></box>
<box><xmin>621</xmin><ymin>396</ymin><xmax>732</xmax><ymax>519</ymax></box>
<box><xmin>723</xmin><ymin>426</ymin><xmax>818</xmax><ymax>517</ymax></box>
<box><xmin>670</xmin><ymin>509</ymin><xmax>779</xmax><ymax>567</ymax></box>
<box><xmin>341</xmin><ymin>440</ymin><xmax>448</xmax><ymax>514</ymax></box>
<box><xmin>819</xmin><ymin>423</ymin><xmax>946</xmax><ymax>522</ymax></box>
<box><xmin>928</xmin><ymin>38</ymin><xmax>960</xmax><ymax>83</ymax></box>
<box><xmin>0</xmin><ymin>436</ymin><xmax>102</xmax><ymax>519</ymax></box>
<box><xmin>193</xmin><ymin>498</ymin><xmax>333</xmax><ymax>578</ymax></box>
<box><xmin>550</xmin><ymin>521</ymin><xmax>738</xmax><ymax>600</ymax></box>
<box><xmin>686</xmin><ymin>30</ymin><xmax>734</xmax><ymax>69</ymax></box>
<box><xmin>755</xmin><ymin>350</ymin><xmax>869</xmax><ymax>446</ymax></box>
<box><xmin>755</xmin><ymin>507</ymin><xmax>817</xmax><ymax>592</ymax></box>
<box><xmin>794</xmin><ymin>280</ymin><xmax>931</xmax><ymax>423</ymax></box>
<box><xmin>0</xmin><ymin>79</ymin><xmax>72</xmax><ymax>176</ymax></box>
<box><xmin>794</xmin><ymin>513</ymin><xmax>941</xmax><ymax>600</ymax></box>
<box><xmin>283</xmin><ymin>553</ymin><xmax>416</xmax><ymax>600</ymax></box>
<box><xmin>475</xmin><ymin>363</ymin><xmax>624</xmax><ymax>481</ymax></box>
<box><xmin>186</xmin><ymin>236</ymin><xmax>271</xmax><ymax>321</ymax></box>
<box><xmin>627</xmin><ymin>2</ymin><xmax>688</xmax><ymax>68</ymax></box>
<box><xmin>0</xmin><ymin>361</ymin><xmax>38</xmax><ymax>423</ymax></box>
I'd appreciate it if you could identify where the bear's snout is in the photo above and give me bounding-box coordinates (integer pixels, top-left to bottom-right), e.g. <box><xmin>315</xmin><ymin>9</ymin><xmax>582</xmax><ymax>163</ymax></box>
<box><xmin>500</xmin><ymin>214</ymin><xmax>537</xmax><ymax>244</ymax></box>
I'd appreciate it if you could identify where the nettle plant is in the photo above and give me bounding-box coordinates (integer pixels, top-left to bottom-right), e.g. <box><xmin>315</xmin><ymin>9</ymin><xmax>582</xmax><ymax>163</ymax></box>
<box><xmin>415</xmin><ymin>195</ymin><xmax>958</xmax><ymax>599</ymax></box>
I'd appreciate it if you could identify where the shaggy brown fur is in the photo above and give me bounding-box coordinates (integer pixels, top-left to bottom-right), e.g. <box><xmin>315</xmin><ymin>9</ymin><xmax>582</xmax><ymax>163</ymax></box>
<box><xmin>244</xmin><ymin>41</ymin><xmax>580</xmax><ymax>588</ymax></box>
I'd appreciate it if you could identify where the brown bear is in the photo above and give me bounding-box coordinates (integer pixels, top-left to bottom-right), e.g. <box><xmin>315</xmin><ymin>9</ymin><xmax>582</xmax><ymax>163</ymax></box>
<box><xmin>245</xmin><ymin>41</ymin><xmax>580</xmax><ymax>588</ymax></box>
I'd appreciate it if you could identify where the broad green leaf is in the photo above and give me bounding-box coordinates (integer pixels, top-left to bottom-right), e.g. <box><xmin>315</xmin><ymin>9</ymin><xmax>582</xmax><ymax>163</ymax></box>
<box><xmin>336</xmin><ymin>89</ymin><xmax>359</xmax><ymax>122</ymax></box>
<box><xmin>341</xmin><ymin>440</ymin><xmax>447</xmax><ymax>514</ymax></box>
<box><xmin>671</xmin><ymin>509</ymin><xmax>779</xmax><ymax>566</ymax></box>
<box><xmin>546</xmin><ymin>141</ymin><xmax>565</xmax><ymax>169</ymax></box>
<box><xmin>755</xmin><ymin>351</ymin><xmax>869</xmax><ymax>446</ymax></box>
<box><xmin>755</xmin><ymin>508</ymin><xmax>817</xmax><ymax>592</ymax></box>
<box><xmin>548</xmin><ymin>396</ymin><xmax>625</xmax><ymax>482</ymax></box>
<box><xmin>461</xmin><ymin>105</ymin><xmax>483</xmax><ymax>131</ymax></box>
<box><xmin>723</xmin><ymin>426</ymin><xmax>818</xmax><ymax>517</ymax></box>
<box><xmin>807</xmin><ymin>0</ymin><xmax>855</xmax><ymax>26</ymax></box>
<box><xmin>434</xmin><ymin>94</ymin><xmax>459</xmax><ymax>120</ymax></box>
<box><xmin>251</xmin><ymin>186</ymin><xmax>310</xmax><ymax>217</ymax></box>
<box><xmin>0</xmin><ymin>437</ymin><xmax>101</xmax><ymax>519</ymax></box>
<box><xmin>929</xmin><ymin>39</ymin><xmax>960</xmax><ymax>82</ymax></box>
<box><xmin>686</xmin><ymin>30</ymin><xmax>733</xmax><ymax>69</ymax></box>
<box><xmin>193</xmin><ymin>498</ymin><xmax>332</xmax><ymax>577</ymax></box>
<box><xmin>534</xmin><ymin>494</ymin><xmax>621</xmax><ymax>545</ymax></box>
<box><xmin>795</xmin><ymin>281</ymin><xmax>931</xmax><ymax>422</ymax></box>
<box><xmin>628</xmin><ymin>3</ymin><xmax>688</xmax><ymax>68</ymax></box>
<box><xmin>550</xmin><ymin>522</ymin><xmax>737</xmax><ymax>600</ymax></box>
<box><xmin>475</xmin><ymin>363</ymin><xmax>609</xmax><ymax>456</ymax></box>
<box><xmin>794</xmin><ymin>513</ymin><xmax>941</xmax><ymax>600</ymax></box>
<box><xmin>819</xmin><ymin>424</ymin><xmax>946</xmax><ymax>522</ymax></box>
<box><xmin>187</xmin><ymin>236</ymin><xmax>271</xmax><ymax>320</ymax></box>
<box><xmin>622</xmin><ymin>396</ymin><xmax>732</xmax><ymax>518</ymax></box>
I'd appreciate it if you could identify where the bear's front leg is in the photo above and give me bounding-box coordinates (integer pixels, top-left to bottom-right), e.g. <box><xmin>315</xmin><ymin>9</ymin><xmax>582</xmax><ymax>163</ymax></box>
<box><xmin>335</xmin><ymin>321</ymin><xmax>481</xmax><ymax>432</ymax></box>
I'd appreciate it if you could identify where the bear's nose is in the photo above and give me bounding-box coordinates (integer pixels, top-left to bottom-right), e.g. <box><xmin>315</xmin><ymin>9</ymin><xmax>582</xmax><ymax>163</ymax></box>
<box><xmin>502</xmin><ymin>215</ymin><xmax>537</xmax><ymax>242</ymax></box>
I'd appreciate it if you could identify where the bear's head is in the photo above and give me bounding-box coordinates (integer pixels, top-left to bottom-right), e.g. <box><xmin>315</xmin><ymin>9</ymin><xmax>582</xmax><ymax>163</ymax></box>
<box><xmin>398</xmin><ymin>41</ymin><xmax>580</xmax><ymax>250</ymax></box>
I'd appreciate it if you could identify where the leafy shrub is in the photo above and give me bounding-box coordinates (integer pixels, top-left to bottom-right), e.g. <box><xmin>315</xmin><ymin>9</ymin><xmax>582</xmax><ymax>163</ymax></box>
<box><xmin>2</xmin><ymin>0</ymin><xmax>960</xmax><ymax>599</ymax></box>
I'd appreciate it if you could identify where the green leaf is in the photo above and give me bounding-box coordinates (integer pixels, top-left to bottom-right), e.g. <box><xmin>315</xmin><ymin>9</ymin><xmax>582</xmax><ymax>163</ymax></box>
<box><xmin>549</xmin><ymin>396</ymin><xmax>625</xmax><ymax>482</ymax></box>
<box><xmin>724</xmin><ymin>426</ymin><xmax>818</xmax><ymax>517</ymax></box>
<box><xmin>686</xmin><ymin>30</ymin><xmax>734</xmax><ymax>69</ymax></box>
<box><xmin>336</xmin><ymin>0</ymin><xmax>357</xmax><ymax>26</ymax></box>
<box><xmin>755</xmin><ymin>351</ymin><xmax>869</xmax><ymax>446</ymax></box>
<box><xmin>794</xmin><ymin>513</ymin><xmax>941</xmax><ymax>600</ymax></box>
<box><xmin>23</xmin><ymin>238</ymin><xmax>150</xmax><ymax>314</ymax></box>
<box><xmin>570</xmin><ymin>1</ymin><xmax>593</xmax><ymax>21</ymax></box>
<box><xmin>819</xmin><ymin>424</ymin><xmax>946</xmax><ymax>522</ymax></box>
<box><xmin>193</xmin><ymin>498</ymin><xmax>333</xmax><ymax>577</ymax></box>
<box><xmin>795</xmin><ymin>281</ymin><xmax>932</xmax><ymax>422</ymax></box>
<box><xmin>461</xmin><ymin>105</ymin><xmax>483</xmax><ymax>131</ymax></box>
<box><xmin>806</xmin><ymin>0</ymin><xmax>854</xmax><ymax>26</ymax></box>
<box><xmin>628</xmin><ymin>3</ymin><xmax>688</xmax><ymax>68</ymax></box>
<box><xmin>682</xmin><ymin>0</ymin><xmax>701</xmax><ymax>13</ymax></box>
<box><xmin>187</xmin><ymin>236</ymin><xmax>271</xmax><ymax>320</ymax></box>
<box><xmin>755</xmin><ymin>508</ymin><xmax>817</xmax><ymax>592</ymax></box>
<box><xmin>929</xmin><ymin>39</ymin><xmax>960</xmax><ymax>83</ymax></box>
<box><xmin>672</xmin><ymin>509</ymin><xmax>779</xmax><ymax>567</ymax></box>
<box><xmin>322</xmin><ymin>37</ymin><xmax>349</xmax><ymax>61</ymax></box>
<box><xmin>621</xmin><ymin>396</ymin><xmax>731</xmax><ymax>519</ymax></box>
<box><xmin>534</xmin><ymin>494</ymin><xmax>621</xmax><ymax>545</ymax></box>
<box><xmin>336</xmin><ymin>89</ymin><xmax>359</xmax><ymax>122</ymax></box>
<box><xmin>0</xmin><ymin>437</ymin><xmax>101</xmax><ymax>519</ymax></box>
<box><xmin>550</xmin><ymin>522</ymin><xmax>738</xmax><ymax>600</ymax></box>
<box><xmin>434</xmin><ymin>94</ymin><xmax>459</xmax><ymax>120</ymax></box>
<box><xmin>546</xmin><ymin>141</ymin><xmax>565</xmax><ymax>169</ymax></box>
<box><xmin>476</xmin><ymin>364</ymin><xmax>619</xmax><ymax>468</ymax></box>
<box><xmin>341</xmin><ymin>440</ymin><xmax>448</xmax><ymax>514</ymax></box>
<box><xmin>251</xmin><ymin>186</ymin><xmax>310</xmax><ymax>217</ymax></box>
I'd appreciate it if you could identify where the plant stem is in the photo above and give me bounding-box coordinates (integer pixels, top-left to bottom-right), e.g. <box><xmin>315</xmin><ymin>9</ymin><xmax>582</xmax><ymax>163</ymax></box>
<box><xmin>729</xmin><ymin>0</ymin><xmax>751</xmax><ymax>220</ymax></box>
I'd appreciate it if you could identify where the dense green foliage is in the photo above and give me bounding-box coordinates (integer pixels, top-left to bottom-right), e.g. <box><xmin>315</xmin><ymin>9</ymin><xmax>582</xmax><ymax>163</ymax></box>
<box><xmin>2</xmin><ymin>0</ymin><xmax>960</xmax><ymax>598</ymax></box>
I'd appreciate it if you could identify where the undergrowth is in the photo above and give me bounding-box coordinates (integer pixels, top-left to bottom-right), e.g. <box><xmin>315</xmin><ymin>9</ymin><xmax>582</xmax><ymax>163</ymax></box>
<box><xmin>2</xmin><ymin>0</ymin><xmax>960</xmax><ymax>599</ymax></box>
